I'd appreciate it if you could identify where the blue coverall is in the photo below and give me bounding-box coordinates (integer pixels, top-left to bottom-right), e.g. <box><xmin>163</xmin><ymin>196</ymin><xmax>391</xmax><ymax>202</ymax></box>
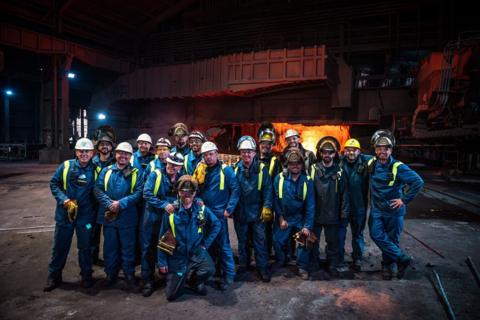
<box><xmin>338</xmin><ymin>154</ymin><xmax>372</xmax><ymax>262</ymax></box>
<box><xmin>198</xmin><ymin>161</ymin><xmax>240</xmax><ymax>282</ymax></box>
<box><xmin>146</xmin><ymin>156</ymin><xmax>166</xmax><ymax>175</ymax></box>
<box><xmin>171</xmin><ymin>145</ymin><xmax>191</xmax><ymax>157</ymax></box>
<box><xmin>272</xmin><ymin>172</ymin><xmax>315</xmax><ymax>270</ymax></box>
<box><xmin>94</xmin><ymin>163</ymin><xmax>143</xmax><ymax>279</ymax></box>
<box><xmin>131</xmin><ymin>150</ymin><xmax>155</xmax><ymax>173</ymax></box>
<box><xmin>157</xmin><ymin>200</ymin><xmax>221</xmax><ymax>301</ymax></box>
<box><xmin>233</xmin><ymin>159</ymin><xmax>273</xmax><ymax>271</ymax></box>
<box><xmin>141</xmin><ymin>167</ymin><xmax>180</xmax><ymax>283</ymax></box>
<box><xmin>183</xmin><ymin>150</ymin><xmax>202</xmax><ymax>175</ymax></box>
<box><xmin>369</xmin><ymin>156</ymin><xmax>424</xmax><ymax>266</ymax></box>
<box><xmin>48</xmin><ymin>159</ymin><xmax>96</xmax><ymax>281</ymax></box>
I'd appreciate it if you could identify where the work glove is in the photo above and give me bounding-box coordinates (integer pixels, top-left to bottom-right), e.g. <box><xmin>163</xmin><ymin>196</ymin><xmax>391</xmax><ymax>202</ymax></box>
<box><xmin>104</xmin><ymin>210</ymin><xmax>119</xmax><ymax>222</ymax></box>
<box><xmin>193</xmin><ymin>162</ymin><xmax>207</xmax><ymax>185</ymax></box>
<box><xmin>65</xmin><ymin>200</ymin><xmax>78</xmax><ymax>222</ymax></box>
<box><xmin>293</xmin><ymin>230</ymin><xmax>319</xmax><ymax>249</ymax></box>
<box><xmin>260</xmin><ymin>207</ymin><xmax>273</xmax><ymax>223</ymax></box>
<box><xmin>157</xmin><ymin>230</ymin><xmax>177</xmax><ymax>255</ymax></box>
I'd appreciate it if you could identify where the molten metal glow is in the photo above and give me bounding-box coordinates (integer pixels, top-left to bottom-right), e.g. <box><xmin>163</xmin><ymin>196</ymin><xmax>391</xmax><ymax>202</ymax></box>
<box><xmin>273</xmin><ymin>123</ymin><xmax>350</xmax><ymax>153</ymax></box>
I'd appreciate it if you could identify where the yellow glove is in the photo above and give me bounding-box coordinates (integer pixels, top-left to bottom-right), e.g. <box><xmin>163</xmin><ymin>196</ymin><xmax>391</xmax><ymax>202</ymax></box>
<box><xmin>193</xmin><ymin>162</ymin><xmax>207</xmax><ymax>185</ymax></box>
<box><xmin>65</xmin><ymin>200</ymin><xmax>78</xmax><ymax>222</ymax></box>
<box><xmin>260</xmin><ymin>207</ymin><xmax>273</xmax><ymax>222</ymax></box>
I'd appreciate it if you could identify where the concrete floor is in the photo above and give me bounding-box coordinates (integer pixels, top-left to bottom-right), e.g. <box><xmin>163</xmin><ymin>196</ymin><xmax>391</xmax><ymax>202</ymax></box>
<box><xmin>0</xmin><ymin>162</ymin><xmax>479</xmax><ymax>320</ymax></box>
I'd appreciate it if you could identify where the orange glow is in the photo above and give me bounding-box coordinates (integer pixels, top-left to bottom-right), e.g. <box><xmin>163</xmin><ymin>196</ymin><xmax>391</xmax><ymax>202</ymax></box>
<box><xmin>272</xmin><ymin>123</ymin><xmax>350</xmax><ymax>153</ymax></box>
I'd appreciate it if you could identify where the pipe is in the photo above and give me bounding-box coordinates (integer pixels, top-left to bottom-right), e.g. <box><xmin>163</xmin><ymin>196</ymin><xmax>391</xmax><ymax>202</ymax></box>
<box><xmin>432</xmin><ymin>270</ymin><xmax>456</xmax><ymax>320</ymax></box>
<box><xmin>465</xmin><ymin>256</ymin><xmax>480</xmax><ymax>288</ymax></box>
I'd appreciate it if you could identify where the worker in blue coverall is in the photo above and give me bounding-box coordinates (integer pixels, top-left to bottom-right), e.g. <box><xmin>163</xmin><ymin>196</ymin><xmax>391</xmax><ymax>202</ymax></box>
<box><xmin>233</xmin><ymin>136</ymin><xmax>273</xmax><ymax>282</ymax></box>
<box><xmin>94</xmin><ymin>142</ymin><xmax>144</xmax><ymax>290</ymax></box>
<box><xmin>257</xmin><ymin>125</ymin><xmax>282</xmax><ymax>257</ymax></box>
<box><xmin>146</xmin><ymin>137</ymin><xmax>172</xmax><ymax>174</ymax></box>
<box><xmin>45</xmin><ymin>138</ymin><xmax>97</xmax><ymax>292</ymax></box>
<box><xmin>272</xmin><ymin>148</ymin><xmax>315</xmax><ymax>280</ymax></box>
<box><xmin>141</xmin><ymin>152</ymin><xmax>184</xmax><ymax>297</ymax></box>
<box><xmin>91</xmin><ymin>134</ymin><xmax>116</xmax><ymax>266</ymax></box>
<box><xmin>338</xmin><ymin>138</ymin><xmax>372</xmax><ymax>271</ymax></box>
<box><xmin>183</xmin><ymin>131</ymin><xmax>206</xmax><ymax>175</ymax></box>
<box><xmin>170</xmin><ymin>123</ymin><xmax>191</xmax><ymax>156</ymax></box>
<box><xmin>309</xmin><ymin>136</ymin><xmax>350</xmax><ymax>277</ymax></box>
<box><xmin>368</xmin><ymin>130</ymin><xmax>424</xmax><ymax>280</ymax></box>
<box><xmin>194</xmin><ymin>141</ymin><xmax>240</xmax><ymax>290</ymax></box>
<box><xmin>157</xmin><ymin>175</ymin><xmax>221</xmax><ymax>301</ymax></box>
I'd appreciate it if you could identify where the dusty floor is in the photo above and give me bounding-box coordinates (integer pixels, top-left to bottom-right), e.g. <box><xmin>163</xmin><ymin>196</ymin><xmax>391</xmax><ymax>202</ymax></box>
<box><xmin>0</xmin><ymin>162</ymin><xmax>479</xmax><ymax>320</ymax></box>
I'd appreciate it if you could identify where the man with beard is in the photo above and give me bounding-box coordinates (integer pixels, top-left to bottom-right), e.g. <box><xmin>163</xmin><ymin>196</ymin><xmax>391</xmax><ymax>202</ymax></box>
<box><xmin>233</xmin><ymin>136</ymin><xmax>272</xmax><ymax>282</ymax></box>
<box><xmin>338</xmin><ymin>138</ymin><xmax>372</xmax><ymax>271</ymax></box>
<box><xmin>309</xmin><ymin>136</ymin><xmax>350</xmax><ymax>277</ymax></box>
<box><xmin>170</xmin><ymin>123</ymin><xmax>191</xmax><ymax>156</ymax></box>
<box><xmin>195</xmin><ymin>141</ymin><xmax>239</xmax><ymax>290</ymax></box>
<box><xmin>147</xmin><ymin>137</ymin><xmax>172</xmax><ymax>173</ymax></box>
<box><xmin>45</xmin><ymin>138</ymin><xmax>96</xmax><ymax>291</ymax></box>
<box><xmin>184</xmin><ymin>131</ymin><xmax>206</xmax><ymax>175</ymax></box>
<box><xmin>368</xmin><ymin>130</ymin><xmax>424</xmax><ymax>280</ymax></box>
<box><xmin>140</xmin><ymin>152</ymin><xmax>184</xmax><ymax>297</ymax></box>
<box><xmin>282</xmin><ymin>129</ymin><xmax>316</xmax><ymax>172</ymax></box>
<box><xmin>272</xmin><ymin>148</ymin><xmax>315</xmax><ymax>280</ymax></box>
<box><xmin>91</xmin><ymin>134</ymin><xmax>116</xmax><ymax>266</ymax></box>
<box><xmin>131</xmin><ymin>133</ymin><xmax>155</xmax><ymax>173</ymax></box>
<box><xmin>94</xmin><ymin>142</ymin><xmax>144</xmax><ymax>291</ymax></box>
<box><xmin>157</xmin><ymin>175</ymin><xmax>221</xmax><ymax>301</ymax></box>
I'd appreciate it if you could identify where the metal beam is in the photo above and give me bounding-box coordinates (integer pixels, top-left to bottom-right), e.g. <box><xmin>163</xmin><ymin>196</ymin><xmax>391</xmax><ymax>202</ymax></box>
<box><xmin>0</xmin><ymin>23</ymin><xmax>132</xmax><ymax>73</ymax></box>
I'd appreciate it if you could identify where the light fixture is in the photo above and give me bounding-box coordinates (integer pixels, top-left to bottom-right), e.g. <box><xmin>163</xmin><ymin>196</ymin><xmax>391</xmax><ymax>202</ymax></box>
<box><xmin>97</xmin><ymin>113</ymin><xmax>106</xmax><ymax>120</ymax></box>
<box><xmin>67</xmin><ymin>72</ymin><xmax>76</xmax><ymax>79</ymax></box>
<box><xmin>4</xmin><ymin>89</ymin><xmax>13</xmax><ymax>96</ymax></box>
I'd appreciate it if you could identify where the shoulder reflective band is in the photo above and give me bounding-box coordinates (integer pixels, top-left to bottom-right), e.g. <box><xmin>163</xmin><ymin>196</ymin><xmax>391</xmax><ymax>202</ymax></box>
<box><xmin>279</xmin><ymin>173</ymin><xmax>284</xmax><ymax>199</ymax></box>
<box><xmin>220</xmin><ymin>164</ymin><xmax>227</xmax><ymax>190</ymax></box>
<box><xmin>389</xmin><ymin>161</ymin><xmax>403</xmax><ymax>186</ymax></box>
<box><xmin>258</xmin><ymin>163</ymin><xmax>265</xmax><ymax>191</ymax></box>
<box><xmin>62</xmin><ymin>160</ymin><xmax>70</xmax><ymax>191</ymax></box>
<box><xmin>198</xmin><ymin>205</ymin><xmax>205</xmax><ymax>234</ymax></box>
<box><xmin>150</xmin><ymin>161</ymin><xmax>155</xmax><ymax>173</ymax></box>
<box><xmin>184</xmin><ymin>155</ymin><xmax>189</xmax><ymax>173</ymax></box>
<box><xmin>269</xmin><ymin>156</ymin><xmax>277</xmax><ymax>176</ymax></box>
<box><xmin>94</xmin><ymin>166</ymin><xmax>102</xmax><ymax>181</ymax></box>
<box><xmin>130</xmin><ymin>156</ymin><xmax>134</xmax><ymax>165</ymax></box>
<box><xmin>234</xmin><ymin>166</ymin><xmax>238</xmax><ymax>175</ymax></box>
<box><xmin>169</xmin><ymin>213</ymin><xmax>176</xmax><ymax>238</ymax></box>
<box><xmin>154</xmin><ymin>169</ymin><xmax>162</xmax><ymax>196</ymax></box>
<box><xmin>130</xmin><ymin>169</ymin><xmax>137</xmax><ymax>193</ymax></box>
<box><xmin>104</xmin><ymin>168</ymin><xmax>113</xmax><ymax>191</ymax></box>
<box><xmin>367</xmin><ymin>157</ymin><xmax>376</xmax><ymax>166</ymax></box>
<box><xmin>310</xmin><ymin>166</ymin><xmax>316</xmax><ymax>180</ymax></box>
<box><xmin>303</xmin><ymin>180</ymin><xmax>308</xmax><ymax>201</ymax></box>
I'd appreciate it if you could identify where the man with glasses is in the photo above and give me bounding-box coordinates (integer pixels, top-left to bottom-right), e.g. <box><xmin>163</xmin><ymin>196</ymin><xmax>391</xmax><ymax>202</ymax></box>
<box><xmin>184</xmin><ymin>131</ymin><xmax>207</xmax><ymax>175</ymax></box>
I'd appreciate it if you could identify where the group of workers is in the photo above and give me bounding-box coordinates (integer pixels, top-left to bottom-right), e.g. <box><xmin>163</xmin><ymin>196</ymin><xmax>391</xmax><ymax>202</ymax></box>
<box><xmin>45</xmin><ymin>122</ymin><xmax>424</xmax><ymax>301</ymax></box>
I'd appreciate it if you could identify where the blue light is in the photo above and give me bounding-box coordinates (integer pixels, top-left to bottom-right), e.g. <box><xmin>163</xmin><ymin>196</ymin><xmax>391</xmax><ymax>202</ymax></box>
<box><xmin>67</xmin><ymin>72</ymin><xmax>76</xmax><ymax>79</ymax></box>
<box><xmin>98</xmin><ymin>113</ymin><xmax>106</xmax><ymax>120</ymax></box>
<box><xmin>5</xmin><ymin>89</ymin><xmax>13</xmax><ymax>96</ymax></box>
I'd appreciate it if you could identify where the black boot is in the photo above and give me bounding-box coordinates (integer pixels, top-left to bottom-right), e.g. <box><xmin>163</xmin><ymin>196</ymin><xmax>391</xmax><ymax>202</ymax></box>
<box><xmin>44</xmin><ymin>277</ymin><xmax>61</xmax><ymax>292</ymax></box>
<box><xmin>125</xmin><ymin>275</ymin><xmax>138</xmax><ymax>292</ymax></box>
<box><xmin>258</xmin><ymin>269</ymin><xmax>271</xmax><ymax>283</ymax></box>
<box><xmin>141</xmin><ymin>281</ymin><xmax>154</xmax><ymax>297</ymax></box>
<box><xmin>81</xmin><ymin>276</ymin><xmax>94</xmax><ymax>289</ymax></box>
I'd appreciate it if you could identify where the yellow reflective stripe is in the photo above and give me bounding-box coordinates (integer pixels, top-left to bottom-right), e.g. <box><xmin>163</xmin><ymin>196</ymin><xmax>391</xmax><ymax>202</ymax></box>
<box><xmin>310</xmin><ymin>166</ymin><xmax>316</xmax><ymax>180</ymax></box>
<box><xmin>234</xmin><ymin>166</ymin><xmax>238</xmax><ymax>175</ymax></box>
<box><xmin>94</xmin><ymin>166</ymin><xmax>101</xmax><ymax>181</ymax></box>
<box><xmin>184</xmin><ymin>155</ymin><xmax>189</xmax><ymax>173</ymax></box>
<box><xmin>389</xmin><ymin>161</ymin><xmax>403</xmax><ymax>186</ymax></box>
<box><xmin>150</xmin><ymin>161</ymin><xmax>155</xmax><ymax>173</ymax></box>
<box><xmin>268</xmin><ymin>156</ymin><xmax>276</xmax><ymax>176</ymax></box>
<box><xmin>198</xmin><ymin>205</ymin><xmax>205</xmax><ymax>234</ymax></box>
<box><xmin>169</xmin><ymin>213</ymin><xmax>176</xmax><ymax>238</ymax></box>
<box><xmin>258</xmin><ymin>163</ymin><xmax>265</xmax><ymax>191</ymax></box>
<box><xmin>303</xmin><ymin>181</ymin><xmax>307</xmax><ymax>201</ymax></box>
<box><xmin>62</xmin><ymin>160</ymin><xmax>70</xmax><ymax>191</ymax></box>
<box><xmin>220</xmin><ymin>164</ymin><xmax>227</xmax><ymax>190</ymax></box>
<box><xmin>104</xmin><ymin>169</ymin><xmax>113</xmax><ymax>191</ymax></box>
<box><xmin>154</xmin><ymin>169</ymin><xmax>162</xmax><ymax>196</ymax></box>
<box><xmin>279</xmin><ymin>173</ymin><xmax>284</xmax><ymax>199</ymax></box>
<box><xmin>130</xmin><ymin>156</ymin><xmax>134</xmax><ymax>165</ymax></box>
<box><xmin>131</xmin><ymin>169</ymin><xmax>137</xmax><ymax>194</ymax></box>
<box><xmin>367</xmin><ymin>157</ymin><xmax>376</xmax><ymax>166</ymax></box>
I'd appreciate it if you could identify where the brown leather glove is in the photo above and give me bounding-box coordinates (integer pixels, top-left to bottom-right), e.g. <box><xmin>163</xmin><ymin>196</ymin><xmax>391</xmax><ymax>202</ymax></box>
<box><xmin>260</xmin><ymin>207</ymin><xmax>273</xmax><ymax>223</ymax></box>
<box><xmin>192</xmin><ymin>162</ymin><xmax>207</xmax><ymax>185</ymax></box>
<box><xmin>293</xmin><ymin>230</ymin><xmax>319</xmax><ymax>249</ymax></box>
<box><xmin>157</xmin><ymin>230</ymin><xmax>177</xmax><ymax>255</ymax></box>
<box><xmin>65</xmin><ymin>200</ymin><xmax>78</xmax><ymax>222</ymax></box>
<box><xmin>104</xmin><ymin>210</ymin><xmax>118</xmax><ymax>222</ymax></box>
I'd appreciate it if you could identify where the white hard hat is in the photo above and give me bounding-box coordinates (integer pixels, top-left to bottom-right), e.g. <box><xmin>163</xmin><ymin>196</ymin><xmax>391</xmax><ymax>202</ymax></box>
<box><xmin>75</xmin><ymin>138</ymin><xmax>94</xmax><ymax>150</ymax></box>
<box><xmin>166</xmin><ymin>152</ymin><xmax>184</xmax><ymax>166</ymax></box>
<box><xmin>156</xmin><ymin>137</ymin><xmax>172</xmax><ymax>148</ymax></box>
<box><xmin>137</xmin><ymin>133</ymin><xmax>152</xmax><ymax>144</ymax></box>
<box><xmin>238</xmin><ymin>139</ymin><xmax>256</xmax><ymax>151</ymax></box>
<box><xmin>285</xmin><ymin>129</ymin><xmax>299</xmax><ymax>139</ymax></box>
<box><xmin>201</xmin><ymin>141</ymin><xmax>218</xmax><ymax>154</ymax></box>
<box><xmin>115</xmin><ymin>142</ymin><xmax>133</xmax><ymax>154</ymax></box>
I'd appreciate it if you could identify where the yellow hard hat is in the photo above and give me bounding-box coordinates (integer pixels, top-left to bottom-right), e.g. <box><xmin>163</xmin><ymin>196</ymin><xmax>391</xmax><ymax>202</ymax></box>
<box><xmin>344</xmin><ymin>138</ymin><xmax>361</xmax><ymax>149</ymax></box>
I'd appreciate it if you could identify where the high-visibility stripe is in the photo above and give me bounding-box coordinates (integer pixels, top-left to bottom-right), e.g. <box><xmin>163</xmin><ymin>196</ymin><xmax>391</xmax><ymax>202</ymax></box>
<box><xmin>62</xmin><ymin>160</ymin><xmax>70</xmax><ymax>191</ymax></box>
<box><xmin>367</xmin><ymin>157</ymin><xmax>376</xmax><ymax>166</ymax></box>
<box><xmin>234</xmin><ymin>166</ymin><xmax>238</xmax><ymax>175</ymax></box>
<box><xmin>130</xmin><ymin>169</ymin><xmax>137</xmax><ymax>194</ymax></box>
<box><xmin>258</xmin><ymin>163</ymin><xmax>265</xmax><ymax>191</ymax></box>
<box><xmin>169</xmin><ymin>213</ymin><xmax>176</xmax><ymax>238</ymax></box>
<box><xmin>104</xmin><ymin>169</ymin><xmax>113</xmax><ymax>191</ymax></box>
<box><xmin>184</xmin><ymin>154</ymin><xmax>189</xmax><ymax>173</ymax></box>
<box><xmin>198</xmin><ymin>205</ymin><xmax>205</xmax><ymax>234</ymax></box>
<box><xmin>150</xmin><ymin>161</ymin><xmax>155</xmax><ymax>173</ymax></box>
<box><xmin>389</xmin><ymin>161</ymin><xmax>403</xmax><ymax>186</ymax></box>
<box><xmin>303</xmin><ymin>180</ymin><xmax>307</xmax><ymax>201</ymax></box>
<box><xmin>279</xmin><ymin>172</ymin><xmax>307</xmax><ymax>201</ymax></box>
<box><xmin>94</xmin><ymin>166</ymin><xmax>101</xmax><ymax>181</ymax></box>
<box><xmin>268</xmin><ymin>156</ymin><xmax>276</xmax><ymax>176</ymax></box>
<box><xmin>130</xmin><ymin>156</ymin><xmax>134</xmax><ymax>165</ymax></box>
<box><xmin>154</xmin><ymin>169</ymin><xmax>162</xmax><ymax>196</ymax></box>
<box><xmin>104</xmin><ymin>166</ymin><xmax>137</xmax><ymax>194</ymax></box>
<box><xmin>219</xmin><ymin>164</ymin><xmax>227</xmax><ymax>190</ymax></box>
<box><xmin>310</xmin><ymin>165</ymin><xmax>316</xmax><ymax>180</ymax></box>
